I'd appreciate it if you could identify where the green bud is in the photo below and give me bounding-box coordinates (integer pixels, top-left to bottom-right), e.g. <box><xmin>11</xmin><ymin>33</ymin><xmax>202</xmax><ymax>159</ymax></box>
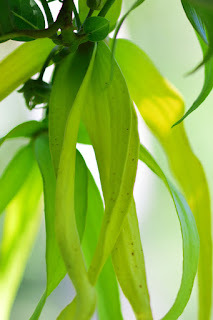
<box><xmin>18</xmin><ymin>79</ymin><xmax>51</xmax><ymax>110</ymax></box>
<box><xmin>87</xmin><ymin>0</ymin><xmax>102</xmax><ymax>10</ymax></box>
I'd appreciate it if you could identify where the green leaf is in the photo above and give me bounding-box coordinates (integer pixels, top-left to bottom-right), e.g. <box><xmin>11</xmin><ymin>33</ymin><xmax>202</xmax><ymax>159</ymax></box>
<box><xmin>183</xmin><ymin>0</ymin><xmax>213</xmax><ymax>67</ymax></box>
<box><xmin>0</xmin><ymin>38</ymin><xmax>54</xmax><ymax>101</ymax></box>
<box><xmin>8</xmin><ymin>0</ymin><xmax>45</xmax><ymax>41</ymax></box>
<box><xmin>0</xmin><ymin>120</ymin><xmax>48</xmax><ymax>147</ymax></box>
<box><xmin>0</xmin><ymin>160</ymin><xmax>42</xmax><ymax>320</ymax></box>
<box><xmin>181</xmin><ymin>0</ymin><xmax>207</xmax><ymax>44</ymax></box>
<box><xmin>173</xmin><ymin>1</ymin><xmax>213</xmax><ymax>125</ymax></box>
<box><xmin>114</xmin><ymin>38</ymin><xmax>212</xmax><ymax>320</ymax></box>
<box><xmin>30</xmin><ymin>133</ymin><xmax>66</xmax><ymax>320</ymax></box>
<box><xmin>83</xmin><ymin>16</ymin><xmax>110</xmax><ymax>42</ymax></box>
<box><xmin>52</xmin><ymin>43</ymin><xmax>97</xmax><ymax>319</ymax></box>
<box><xmin>0</xmin><ymin>0</ymin><xmax>14</xmax><ymax>35</ymax></box>
<box><xmin>139</xmin><ymin>144</ymin><xmax>199</xmax><ymax>319</ymax></box>
<box><xmin>0</xmin><ymin>144</ymin><xmax>34</xmax><ymax>215</ymax></box>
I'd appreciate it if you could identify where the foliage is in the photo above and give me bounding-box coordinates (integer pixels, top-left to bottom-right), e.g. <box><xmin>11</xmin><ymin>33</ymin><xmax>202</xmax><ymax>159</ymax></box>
<box><xmin>0</xmin><ymin>0</ymin><xmax>212</xmax><ymax>319</ymax></box>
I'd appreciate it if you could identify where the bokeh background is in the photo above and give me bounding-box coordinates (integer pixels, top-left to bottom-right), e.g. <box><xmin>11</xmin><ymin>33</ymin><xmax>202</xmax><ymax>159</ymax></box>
<box><xmin>0</xmin><ymin>0</ymin><xmax>213</xmax><ymax>319</ymax></box>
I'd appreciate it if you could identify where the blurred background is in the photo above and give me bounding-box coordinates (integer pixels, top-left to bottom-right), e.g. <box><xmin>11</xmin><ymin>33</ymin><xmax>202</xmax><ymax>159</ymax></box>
<box><xmin>0</xmin><ymin>0</ymin><xmax>213</xmax><ymax>319</ymax></box>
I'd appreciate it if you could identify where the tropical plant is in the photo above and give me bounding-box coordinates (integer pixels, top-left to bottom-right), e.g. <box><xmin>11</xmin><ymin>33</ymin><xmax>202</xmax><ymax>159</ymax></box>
<box><xmin>0</xmin><ymin>0</ymin><xmax>212</xmax><ymax>319</ymax></box>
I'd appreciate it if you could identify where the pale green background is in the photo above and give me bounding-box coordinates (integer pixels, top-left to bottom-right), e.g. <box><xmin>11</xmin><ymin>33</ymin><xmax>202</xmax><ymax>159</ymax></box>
<box><xmin>0</xmin><ymin>0</ymin><xmax>213</xmax><ymax>319</ymax></box>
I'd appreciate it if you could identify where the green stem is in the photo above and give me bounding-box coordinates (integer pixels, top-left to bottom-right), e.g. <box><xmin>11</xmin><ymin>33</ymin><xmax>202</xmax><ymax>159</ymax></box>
<box><xmin>82</xmin><ymin>9</ymin><xmax>94</xmax><ymax>28</ymax></box>
<box><xmin>40</xmin><ymin>0</ymin><xmax>54</xmax><ymax>25</ymax></box>
<box><xmin>0</xmin><ymin>23</ymin><xmax>59</xmax><ymax>42</ymax></box>
<box><xmin>71</xmin><ymin>0</ymin><xmax>81</xmax><ymax>30</ymax></box>
<box><xmin>38</xmin><ymin>45</ymin><xmax>59</xmax><ymax>80</ymax></box>
<box><xmin>98</xmin><ymin>0</ymin><xmax>115</xmax><ymax>17</ymax></box>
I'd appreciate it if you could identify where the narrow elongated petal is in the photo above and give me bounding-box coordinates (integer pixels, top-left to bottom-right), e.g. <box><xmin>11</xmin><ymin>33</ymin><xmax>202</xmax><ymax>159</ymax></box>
<box><xmin>139</xmin><ymin>144</ymin><xmax>199</xmax><ymax>320</ymax></box>
<box><xmin>114</xmin><ymin>38</ymin><xmax>211</xmax><ymax>320</ymax></box>
<box><xmin>53</xmin><ymin>44</ymin><xmax>97</xmax><ymax>319</ymax></box>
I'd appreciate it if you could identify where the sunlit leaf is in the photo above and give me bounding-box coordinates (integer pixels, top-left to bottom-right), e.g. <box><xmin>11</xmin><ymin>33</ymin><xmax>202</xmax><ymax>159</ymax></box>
<box><xmin>0</xmin><ymin>38</ymin><xmax>54</xmax><ymax>101</ymax></box>
<box><xmin>0</xmin><ymin>120</ymin><xmax>48</xmax><ymax>146</ymax></box>
<box><xmin>173</xmin><ymin>1</ymin><xmax>213</xmax><ymax>125</ymax></box>
<box><xmin>114</xmin><ymin>38</ymin><xmax>212</xmax><ymax>320</ymax></box>
<box><xmin>0</xmin><ymin>160</ymin><xmax>42</xmax><ymax>320</ymax></box>
<box><xmin>139</xmin><ymin>144</ymin><xmax>199</xmax><ymax>319</ymax></box>
<box><xmin>0</xmin><ymin>144</ymin><xmax>34</xmax><ymax>215</ymax></box>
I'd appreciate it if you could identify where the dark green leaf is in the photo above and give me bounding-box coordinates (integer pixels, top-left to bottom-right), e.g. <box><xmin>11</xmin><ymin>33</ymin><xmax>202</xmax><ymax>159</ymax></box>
<box><xmin>173</xmin><ymin>1</ymin><xmax>213</xmax><ymax>125</ymax></box>
<box><xmin>0</xmin><ymin>120</ymin><xmax>48</xmax><ymax>147</ymax></box>
<box><xmin>0</xmin><ymin>0</ymin><xmax>14</xmax><ymax>35</ymax></box>
<box><xmin>183</xmin><ymin>0</ymin><xmax>213</xmax><ymax>67</ymax></box>
<box><xmin>83</xmin><ymin>16</ymin><xmax>110</xmax><ymax>42</ymax></box>
<box><xmin>87</xmin><ymin>0</ymin><xmax>102</xmax><ymax>10</ymax></box>
<box><xmin>18</xmin><ymin>79</ymin><xmax>51</xmax><ymax>110</ymax></box>
<box><xmin>139</xmin><ymin>144</ymin><xmax>199</xmax><ymax>320</ymax></box>
<box><xmin>0</xmin><ymin>144</ymin><xmax>34</xmax><ymax>215</ymax></box>
<box><xmin>8</xmin><ymin>0</ymin><xmax>45</xmax><ymax>41</ymax></box>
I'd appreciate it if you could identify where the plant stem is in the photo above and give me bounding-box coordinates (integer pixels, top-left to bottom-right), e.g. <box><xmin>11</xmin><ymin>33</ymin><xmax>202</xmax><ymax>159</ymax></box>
<box><xmin>38</xmin><ymin>45</ymin><xmax>59</xmax><ymax>81</ymax></box>
<box><xmin>71</xmin><ymin>0</ymin><xmax>81</xmax><ymax>30</ymax></box>
<box><xmin>98</xmin><ymin>0</ymin><xmax>115</xmax><ymax>17</ymax></box>
<box><xmin>40</xmin><ymin>0</ymin><xmax>54</xmax><ymax>25</ymax></box>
